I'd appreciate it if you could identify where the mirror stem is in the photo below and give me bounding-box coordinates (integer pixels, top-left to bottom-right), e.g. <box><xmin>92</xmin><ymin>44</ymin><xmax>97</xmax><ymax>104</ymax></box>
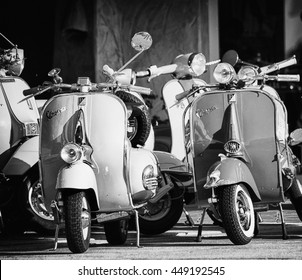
<box><xmin>118</xmin><ymin>50</ymin><xmax>144</xmax><ymax>72</ymax></box>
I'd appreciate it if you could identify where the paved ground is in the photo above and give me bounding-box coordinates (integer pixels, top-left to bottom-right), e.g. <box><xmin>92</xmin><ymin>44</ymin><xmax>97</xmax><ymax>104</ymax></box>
<box><xmin>0</xmin><ymin>206</ymin><xmax>301</xmax><ymax>260</ymax></box>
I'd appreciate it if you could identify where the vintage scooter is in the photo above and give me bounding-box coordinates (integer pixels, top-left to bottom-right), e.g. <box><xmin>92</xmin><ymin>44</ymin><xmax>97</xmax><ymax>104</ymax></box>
<box><xmin>145</xmin><ymin>51</ymin><xmax>302</xmax><ymax>245</ymax></box>
<box><xmin>98</xmin><ymin>34</ymin><xmax>190</xmax><ymax>236</ymax></box>
<box><xmin>0</xmin><ymin>33</ymin><xmax>54</xmax><ymax>235</ymax></box>
<box><xmin>22</xmin><ymin>32</ymin><xmax>190</xmax><ymax>253</ymax></box>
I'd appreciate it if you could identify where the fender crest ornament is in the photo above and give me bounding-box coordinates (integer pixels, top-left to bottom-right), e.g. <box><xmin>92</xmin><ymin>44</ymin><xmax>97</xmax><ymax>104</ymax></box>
<box><xmin>46</xmin><ymin>106</ymin><xmax>66</xmax><ymax>119</ymax></box>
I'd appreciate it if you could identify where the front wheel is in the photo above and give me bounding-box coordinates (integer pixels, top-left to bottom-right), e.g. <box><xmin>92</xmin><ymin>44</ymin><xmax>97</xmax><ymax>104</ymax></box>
<box><xmin>104</xmin><ymin>219</ymin><xmax>128</xmax><ymax>245</ymax></box>
<box><xmin>220</xmin><ymin>184</ymin><xmax>255</xmax><ymax>245</ymax></box>
<box><xmin>287</xmin><ymin>178</ymin><xmax>302</xmax><ymax>221</ymax></box>
<box><xmin>26</xmin><ymin>177</ymin><xmax>55</xmax><ymax>234</ymax></box>
<box><xmin>63</xmin><ymin>191</ymin><xmax>91</xmax><ymax>253</ymax></box>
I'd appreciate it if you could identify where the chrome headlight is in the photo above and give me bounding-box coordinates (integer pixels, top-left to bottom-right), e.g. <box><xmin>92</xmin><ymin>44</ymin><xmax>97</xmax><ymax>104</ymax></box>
<box><xmin>189</xmin><ymin>53</ymin><xmax>206</xmax><ymax>76</ymax></box>
<box><xmin>60</xmin><ymin>143</ymin><xmax>82</xmax><ymax>164</ymax></box>
<box><xmin>142</xmin><ymin>165</ymin><xmax>158</xmax><ymax>190</ymax></box>
<box><xmin>213</xmin><ymin>62</ymin><xmax>236</xmax><ymax>84</ymax></box>
<box><xmin>237</xmin><ymin>66</ymin><xmax>258</xmax><ymax>85</ymax></box>
<box><xmin>173</xmin><ymin>52</ymin><xmax>206</xmax><ymax>78</ymax></box>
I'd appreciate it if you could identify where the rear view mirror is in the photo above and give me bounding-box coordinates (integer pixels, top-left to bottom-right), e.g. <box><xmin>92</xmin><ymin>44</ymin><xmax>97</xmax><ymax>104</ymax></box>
<box><xmin>289</xmin><ymin>128</ymin><xmax>302</xmax><ymax>146</ymax></box>
<box><xmin>131</xmin><ymin>32</ymin><xmax>152</xmax><ymax>52</ymax></box>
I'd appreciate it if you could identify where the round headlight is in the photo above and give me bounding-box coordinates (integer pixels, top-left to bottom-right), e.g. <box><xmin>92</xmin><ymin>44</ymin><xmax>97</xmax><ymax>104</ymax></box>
<box><xmin>213</xmin><ymin>63</ymin><xmax>236</xmax><ymax>84</ymax></box>
<box><xmin>238</xmin><ymin>66</ymin><xmax>258</xmax><ymax>85</ymax></box>
<box><xmin>189</xmin><ymin>53</ymin><xmax>206</xmax><ymax>76</ymax></box>
<box><xmin>60</xmin><ymin>143</ymin><xmax>82</xmax><ymax>163</ymax></box>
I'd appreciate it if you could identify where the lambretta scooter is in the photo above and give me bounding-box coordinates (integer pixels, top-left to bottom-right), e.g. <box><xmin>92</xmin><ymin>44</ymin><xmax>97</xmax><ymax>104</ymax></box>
<box><xmin>0</xmin><ymin>33</ymin><xmax>54</xmax><ymax>235</ymax></box>
<box><xmin>146</xmin><ymin>51</ymin><xmax>302</xmax><ymax>245</ymax></box>
<box><xmin>23</xmin><ymin>32</ymin><xmax>190</xmax><ymax>253</ymax></box>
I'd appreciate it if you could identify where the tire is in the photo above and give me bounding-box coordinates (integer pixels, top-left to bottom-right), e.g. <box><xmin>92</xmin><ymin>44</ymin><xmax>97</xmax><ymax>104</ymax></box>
<box><xmin>63</xmin><ymin>191</ymin><xmax>91</xmax><ymax>253</ymax></box>
<box><xmin>138</xmin><ymin>183</ymin><xmax>184</xmax><ymax>235</ymax></box>
<box><xmin>115</xmin><ymin>90</ymin><xmax>151</xmax><ymax>147</ymax></box>
<box><xmin>0</xmin><ymin>203</ymin><xmax>26</xmax><ymax>236</ymax></box>
<box><xmin>287</xmin><ymin>178</ymin><xmax>302</xmax><ymax>221</ymax></box>
<box><xmin>0</xmin><ymin>166</ymin><xmax>55</xmax><ymax>236</ymax></box>
<box><xmin>220</xmin><ymin>184</ymin><xmax>255</xmax><ymax>245</ymax></box>
<box><xmin>206</xmin><ymin>208</ymin><xmax>223</xmax><ymax>227</ymax></box>
<box><xmin>104</xmin><ymin>219</ymin><xmax>128</xmax><ymax>245</ymax></box>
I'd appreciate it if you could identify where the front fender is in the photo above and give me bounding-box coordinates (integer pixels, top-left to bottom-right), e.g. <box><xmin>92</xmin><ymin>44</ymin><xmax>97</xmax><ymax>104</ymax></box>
<box><xmin>57</xmin><ymin>162</ymin><xmax>99</xmax><ymax>206</ymax></box>
<box><xmin>204</xmin><ymin>157</ymin><xmax>261</xmax><ymax>201</ymax></box>
<box><xmin>2</xmin><ymin>136</ymin><xmax>39</xmax><ymax>176</ymax></box>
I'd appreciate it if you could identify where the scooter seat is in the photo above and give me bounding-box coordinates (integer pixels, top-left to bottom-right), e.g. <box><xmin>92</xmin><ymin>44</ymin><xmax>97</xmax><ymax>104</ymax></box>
<box><xmin>131</xmin><ymin>190</ymin><xmax>154</xmax><ymax>204</ymax></box>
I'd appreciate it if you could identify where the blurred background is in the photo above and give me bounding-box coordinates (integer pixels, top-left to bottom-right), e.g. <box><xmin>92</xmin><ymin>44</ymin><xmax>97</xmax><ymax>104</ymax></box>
<box><xmin>1</xmin><ymin>0</ymin><xmax>302</xmax><ymax>139</ymax></box>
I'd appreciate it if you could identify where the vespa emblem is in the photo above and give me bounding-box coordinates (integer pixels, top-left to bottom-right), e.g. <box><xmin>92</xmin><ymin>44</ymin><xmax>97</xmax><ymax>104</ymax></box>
<box><xmin>228</xmin><ymin>94</ymin><xmax>236</xmax><ymax>103</ymax></box>
<box><xmin>78</xmin><ymin>97</ymin><xmax>86</xmax><ymax>107</ymax></box>
<box><xmin>196</xmin><ymin>106</ymin><xmax>217</xmax><ymax>118</ymax></box>
<box><xmin>46</xmin><ymin>106</ymin><xmax>66</xmax><ymax>119</ymax></box>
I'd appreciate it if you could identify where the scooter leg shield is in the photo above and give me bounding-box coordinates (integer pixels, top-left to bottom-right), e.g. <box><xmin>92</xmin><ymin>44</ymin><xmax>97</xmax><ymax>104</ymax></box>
<box><xmin>2</xmin><ymin>136</ymin><xmax>39</xmax><ymax>176</ymax></box>
<box><xmin>204</xmin><ymin>158</ymin><xmax>261</xmax><ymax>202</ymax></box>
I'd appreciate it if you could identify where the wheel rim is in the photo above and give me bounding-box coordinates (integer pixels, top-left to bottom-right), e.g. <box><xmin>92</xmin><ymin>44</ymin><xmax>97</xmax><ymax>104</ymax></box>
<box><xmin>28</xmin><ymin>181</ymin><xmax>54</xmax><ymax>221</ymax></box>
<box><xmin>236</xmin><ymin>189</ymin><xmax>252</xmax><ymax>231</ymax></box>
<box><xmin>81</xmin><ymin>196</ymin><xmax>90</xmax><ymax>239</ymax></box>
<box><xmin>139</xmin><ymin>194</ymin><xmax>171</xmax><ymax>221</ymax></box>
<box><xmin>127</xmin><ymin>117</ymin><xmax>138</xmax><ymax>140</ymax></box>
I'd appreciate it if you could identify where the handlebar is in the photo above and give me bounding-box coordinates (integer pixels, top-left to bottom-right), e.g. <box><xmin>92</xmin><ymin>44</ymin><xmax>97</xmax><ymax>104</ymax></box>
<box><xmin>20</xmin><ymin>79</ymin><xmax>152</xmax><ymax>104</ymax></box>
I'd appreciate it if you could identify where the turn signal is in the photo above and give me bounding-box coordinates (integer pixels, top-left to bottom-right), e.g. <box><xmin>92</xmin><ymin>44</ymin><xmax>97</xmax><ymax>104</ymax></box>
<box><xmin>60</xmin><ymin>143</ymin><xmax>82</xmax><ymax>164</ymax></box>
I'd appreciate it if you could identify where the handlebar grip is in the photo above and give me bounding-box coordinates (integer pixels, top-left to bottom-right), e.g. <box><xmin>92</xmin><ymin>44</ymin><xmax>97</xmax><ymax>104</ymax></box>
<box><xmin>149</xmin><ymin>64</ymin><xmax>178</xmax><ymax>77</ymax></box>
<box><xmin>103</xmin><ymin>64</ymin><xmax>115</xmax><ymax>76</ymax></box>
<box><xmin>260</xmin><ymin>56</ymin><xmax>297</xmax><ymax>74</ymax></box>
<box><xmin>23</xmin><ymin>87</ymin><xmax>41</xmax><ymax>96</ymax></box>
<box><xmin>175</xmin><ymin>90</ymin><xmax>190</xmax><ymax>101</ymax></box>
<box><xmin>276</xmin><ymin>74</ymin><xmax>300</xmax><ymax>82</ymax></box>
<box><xmin>128</xmin><ymin>85</ymin><xmax>152</xmax><ymax>95</ymax></box>
<box><xmin>277</xmin><ymin>56</ymin><xmax>297</xmax><ymax>69</ymax></box>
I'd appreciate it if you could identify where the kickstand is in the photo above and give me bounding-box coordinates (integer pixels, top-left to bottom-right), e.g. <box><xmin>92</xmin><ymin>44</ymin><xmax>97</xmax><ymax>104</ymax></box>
<box><xmin>134</xmin><ymin>210</ymin><xmax>142</xmax><ymax>248</ymax></box>
<box><xmin>50</xmin><ymin>200</ymin><xmax>61</xmax><ymax>251</ymax></box>
<box><xmin>183</xmin><ymin>205</ymin><xmax>194</xmax><ymax>226</ymax></box>
<box><xmin>278</xmin><ymin>202</ymin><xmax>288</xmax><ymax>240</ymax></box>
<box><xmin>195</xmin><ymin>208</ymin><xmax>206</xmax><ymax>242</ymax></box>
<box><xmin>51</xmin><ymin>224</ymin><xmax>60</xmax><ymax>251</ymax></box>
